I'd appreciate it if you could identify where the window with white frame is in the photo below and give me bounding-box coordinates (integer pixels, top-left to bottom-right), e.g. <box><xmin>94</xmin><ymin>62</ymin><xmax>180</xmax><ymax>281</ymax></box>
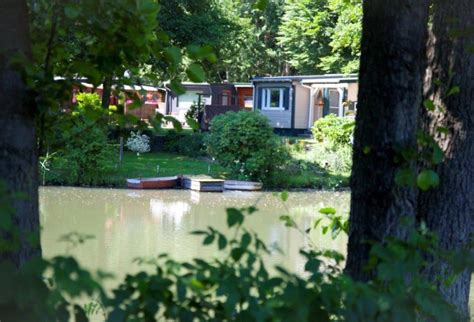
<box><xmin>262</xmin><ymin>88</ymin><xmax>285</xmax><ymax>109</ymax></box>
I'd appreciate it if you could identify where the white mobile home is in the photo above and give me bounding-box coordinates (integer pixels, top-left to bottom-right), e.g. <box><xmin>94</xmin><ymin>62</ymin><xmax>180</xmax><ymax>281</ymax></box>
<box><xmin>252</xmin><ymin>74</ymin><xmax>358</xmax><ymax>133</ymax></box>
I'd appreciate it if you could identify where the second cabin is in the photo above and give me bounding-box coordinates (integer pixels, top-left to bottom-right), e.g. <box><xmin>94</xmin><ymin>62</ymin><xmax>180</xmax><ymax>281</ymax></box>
<box><xmin>252</xmin><ymin>74</ymin><xmax>358</xmax><ymax>134</ymax></box>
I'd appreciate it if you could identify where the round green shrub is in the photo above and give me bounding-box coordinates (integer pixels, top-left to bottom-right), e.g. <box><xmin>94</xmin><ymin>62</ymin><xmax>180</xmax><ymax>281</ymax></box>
<box><xmin>205</xmin><ymin>111</ymin><xmax>288</xmax><ymax>182</ymax></box>
<box><xmin>311</xmin><ymin>114</ymin><xmax>354</xmax><ymax>147</ymax></box>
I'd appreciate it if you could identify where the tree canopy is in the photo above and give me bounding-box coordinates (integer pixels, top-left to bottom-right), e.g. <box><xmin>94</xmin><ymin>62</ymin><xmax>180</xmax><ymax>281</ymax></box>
<box><xmin>158</xmin><ymin>0</ymin><xmax>362</xmax><ymax>81</ymax></box>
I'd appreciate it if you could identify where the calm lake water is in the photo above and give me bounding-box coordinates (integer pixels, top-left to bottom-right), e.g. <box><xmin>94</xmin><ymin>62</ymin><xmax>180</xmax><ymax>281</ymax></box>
<box><xmin>39</xmin><ymin>187</ymin><xmax>472</xmax><ymax>314</ymax></box>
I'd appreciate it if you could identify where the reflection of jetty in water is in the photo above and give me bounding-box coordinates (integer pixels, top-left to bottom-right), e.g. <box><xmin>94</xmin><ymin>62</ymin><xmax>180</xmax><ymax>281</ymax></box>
<box><xmin>150</xmin><ymin>199</ymin><xmax>191</xmax><ymax>226</ymax></box>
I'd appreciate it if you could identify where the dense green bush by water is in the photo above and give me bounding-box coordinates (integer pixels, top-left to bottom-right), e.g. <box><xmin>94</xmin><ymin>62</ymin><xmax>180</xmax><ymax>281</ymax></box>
<box><xmin>43</xmin><ymin>93</ymin><xmax>115</xmax><ymax>186</ymax></box>
<box><xmin>205</xmin><ymin>111</ymin><xmax>289</xmax><ymax>183</ymax></box>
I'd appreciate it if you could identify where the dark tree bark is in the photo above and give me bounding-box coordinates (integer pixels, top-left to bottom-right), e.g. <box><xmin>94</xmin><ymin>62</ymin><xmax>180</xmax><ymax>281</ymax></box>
<box><xmin>419</xmin><ymin>0</ymin><xmax>474</xmax><ymax>317</ymax></box>
<box><xmin>345</xmin><ymin>0</ymin><xmax>430</xmax><ymax>280</ymax></box>
<box><xmin>38</xmin><ymin>0</ymin><xmax>60</xmax><ymax>156</ymax></box>
<box><xmin>0</xmin><ymin>0</ymin><xmax>41</xmax><ymax>266</ymax></box>
<box><xmin>101</xmin><ymin>74</ymin><xmax>113</xmax><ymax>109</ymax></box>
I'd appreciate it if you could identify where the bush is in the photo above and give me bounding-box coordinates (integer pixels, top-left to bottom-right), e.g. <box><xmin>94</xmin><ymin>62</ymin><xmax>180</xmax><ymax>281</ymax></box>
<box><xmin>307</xmin><ymin>115</ymin><xmax>354</xmax><ymax>176</ymax></box>
<box><xmin>126</xmin><ymin>131</ymin><xmax>151</xmax><ymax>154</ymax></box>
<box><xmin>310</xmin><ymin>142</ymin><xmax>353</xmax><ymax>174</ymax></box>
<box><xmin>205</xmin><ymin>111</ymin><xmax>288</xmax><ymax>182</ymax></box>
<box><xmin>184</xmin><ymin>102</ymin><xmax>204</xmax><ymax>131</ymax></box>
<box><xmin>46</xmin><ymin>93</ymin><xmax>115</xmax><ymax>185</ymax></box>
<box><xmin>162</xmin><ymin>131</ymin><xmax>206</xmax><ymax>157</ymax></box>
<box><xmin>54</xmin><ymin>120</ymin><xmax>114</xmax><ymax>186</ymax></box>
<box><xmin>312</xmin><ymin>114</ymin><xmax>354</xmax><ymax>147</ymax></box>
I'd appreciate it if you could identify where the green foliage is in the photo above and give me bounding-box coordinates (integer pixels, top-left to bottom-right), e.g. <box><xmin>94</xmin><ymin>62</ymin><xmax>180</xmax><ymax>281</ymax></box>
<box><xmin>55</xmin><ymin>128</ymin><xmax>114</xmax><ymax>186</ymax></box>
<box><xmin>27</xmin><ymin>0</ymin><xmax>208</xmax><ymax>155</ymax></box>
<box><xmin>277</xmin><ymin>0</ymin><xmax>335</xmax><ymax>74</ymax></box>
<box><xmin>318</xmin><ymin>0</ymin><xmax>362</xmax><ymax>73</ymax></box>
<box><xmin>205</xmin><ymin>111</ymin><xmax>289</xmax><ymax>182</ymax></box>
<box><xmin>103</xmin><ymin>219</ymin><xmax>465</xmax><ymax>321</ymax></box>
<box><xmin>309</xmin><ymin>141</ymin><xmax>353</xmax><ymax>174</ymax></box>
<box><xmin>184</xmin><ymin>103</ymin><xmax>204</xmax><ymax>132</ymax></box>
<box><xmin>47</xmin><ymin>94</ymin><xmax>115</xmax><ymax>186</ymax></box>
<box><xmin>417</xmin><ymin>169</ymin><xmax>440</xmax><ymax>191</ymax></box>
<box><xmin>293</xmin><ymin>115</ymin><xmax>356</xmax><ymax>176</ymax></box>
<box><xmin>277</xmin><ymin>0</ymin><xmax>361</xmax><ymax>74</ymax></box>
<box><xmin>272</xmin><ymin>156</ymin><xmax>350</xmax><ymax>189</ymax></box>
<box><xmin>163</xmin><ymin>131</ymin><xmax>207</xmax><ymax>157</ymax></box>
<box><xmin>312</xmin><ymin>114</ymin><xmax>355</xmax><ymax>147</ymax></box>
<box><xmin>157</xmin><ymin>0</ymin><xmax>289</xmax><ymax>82</ymax></box>
<box><xmin>270</xmin><ymin>138</ymin><xmax>351</xmax><ymax>189</ymax></box>
<box><xmin>27</xmin><ymin>0</ymin><xmax>194</xmax><ymax>84</ymax></box>
<box><xmin>43</xmin><ymin>151</ymin><xmax>228</xmax><ymax>187</ymax></box>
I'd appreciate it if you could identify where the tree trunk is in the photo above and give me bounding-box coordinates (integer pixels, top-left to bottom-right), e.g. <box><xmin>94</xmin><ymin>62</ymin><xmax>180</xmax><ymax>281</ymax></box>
<box><xmin>38</xmin><ymin>0</ymin><xmax>60</xmax><ymax>156</ymax></box>
<box><xmin>119</xmin><ymin>136</ymin><xmax>124</xmax><ymax>164</ymax></box>
<box><xmin>419</xmin><ymin>0</ymin><xmax>474</xmax><ymax>317</ymax></box>
<box><xmin>101</xmin><ymin>74</ymin><xmax>113</xmax><ymax>109</ymax></box>
<box><xmin>345</xmin><ymin>0</ymin><xmax>430</xmax><ymax>280</ymax></box>
<box><xmin>0</xmin><ymin>0</ymin><xmax>41</xmax><ymax>266</ymax></box>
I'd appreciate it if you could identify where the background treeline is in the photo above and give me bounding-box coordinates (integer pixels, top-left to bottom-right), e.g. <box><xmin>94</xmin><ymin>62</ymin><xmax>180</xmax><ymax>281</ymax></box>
<box><xmin>158</xmin><ymin>0</ymin><xmax>361</xmax><ymax>82</ymax></box>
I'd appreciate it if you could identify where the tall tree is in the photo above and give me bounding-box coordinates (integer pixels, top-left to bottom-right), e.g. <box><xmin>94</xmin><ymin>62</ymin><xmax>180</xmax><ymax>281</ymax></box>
<box><xmin>0</xmin><ymin>0</ymin><xmax>41</xmax><ymax>266</ymax></box>
<box><xmin>157</xmin><ymin>0</ymin><xmax>288</xmax><ymax>82</ymax></box>
<box><xmin>318</xmin><ymin>0</ymin><xmax>362</xmax><ymax>74</ymax></box>
<box><xmin>419</xmin><ymin>0</ymin><xmax>474</xmax><ymax>316</ymax></box>
<box><xmin>346</xmin><ymin>0</ymin><xmax>430</xmax><ymax>279</ymax></box>
<box><xmin>277</xmin><ymin>0</ymin><xmax>361</xmax><ymax>75</ymax></box>
<box><xmin>278</xmin><ymin>0</ymin><xmax>335</xmax><ymax>75</ymax></box>
<box><xmin>346</xmin><ymin>0</ymin><xmax>473</xmax><ymax>316</ymax></box>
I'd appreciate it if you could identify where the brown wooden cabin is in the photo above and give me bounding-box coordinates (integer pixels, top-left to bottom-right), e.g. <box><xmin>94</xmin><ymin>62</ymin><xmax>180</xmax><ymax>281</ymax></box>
<box><xmin>70</xmin><ymin>82</ymin><xmax>166</xmax><ymax>121</ymax></box>
<box><xmin>235</xmin><ymin>83</ymin><xmax>254</xmax><ymax>109</ymax></box>
<box><xmin>122</xmin><ymin>85</ymin><xmax>166</xmax><ymax>121</ymax></box>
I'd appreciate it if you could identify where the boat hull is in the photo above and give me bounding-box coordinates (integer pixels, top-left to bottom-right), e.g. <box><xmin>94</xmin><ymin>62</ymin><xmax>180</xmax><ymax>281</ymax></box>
<box><xmin>126</xmin><ymin>177</ymin><xmax>178</xmax><ymax>189</ymax></box>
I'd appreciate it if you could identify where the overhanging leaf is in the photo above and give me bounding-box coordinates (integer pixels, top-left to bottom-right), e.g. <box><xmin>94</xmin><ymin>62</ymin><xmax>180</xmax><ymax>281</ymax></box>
<box><xmin>164</xmin><ymin>47</ymin><xmax>182</xmax><ymax>66</ymax></box>
<box><xmin>395</xmin><ymin>168</ymin><xmax>416</xmax><ymax>187</ymax></box>
<box><xmin>186</xmin><ymin>63</ymin><xmax>205</xmax><ymax>82</ymax></box>
<box><xmin>447</xmin><ymin>86</ymin><xmax>460</xmax><ymax>97</ymax></box>
<box><xmin>319</xmin><ymin>207</ymin><xmax>336</xmax><ymax>215</ymax></box>
<box><xmin>227</xmin><ymin>208</ymin><xmax>244</xmax><ymax>228</ymax></box>
<box><xmin>423</xmin><ymin>99</ymin><xmax>435</xmax><ymax>111</ymax></box>
<box><xmin>417</xmin><ymin>170</ymin><xmax>440</xmax><ymax>191</ymax></box>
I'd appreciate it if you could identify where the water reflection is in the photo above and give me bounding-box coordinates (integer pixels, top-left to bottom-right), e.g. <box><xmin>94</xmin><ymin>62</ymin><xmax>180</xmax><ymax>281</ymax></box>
<box><xmin>39</xmin><ymin>186</ymin><xmax>472</xmax><ymax>313</ymax></box>
<box><xmin>40</xmin><ymin>187</ymin><xmax>349</xmax><ymax>277</ymax></box>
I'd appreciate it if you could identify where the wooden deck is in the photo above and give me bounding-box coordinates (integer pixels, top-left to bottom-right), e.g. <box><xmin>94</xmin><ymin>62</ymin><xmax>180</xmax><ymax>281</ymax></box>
<box><xmin>182</xmin><ymin>176</ymin><xmax>224</xmax><ymax>192</ymax></box>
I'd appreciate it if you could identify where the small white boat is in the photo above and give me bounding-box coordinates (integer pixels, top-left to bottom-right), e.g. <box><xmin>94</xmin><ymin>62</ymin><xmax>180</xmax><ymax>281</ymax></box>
<box><xmin>224</xmin><ymin>180</ymin><xmax>263</xmax><ymax>191</ymax></box>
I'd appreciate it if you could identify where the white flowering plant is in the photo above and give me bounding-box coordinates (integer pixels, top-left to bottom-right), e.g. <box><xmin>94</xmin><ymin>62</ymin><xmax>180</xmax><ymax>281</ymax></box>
<box><xmin>126</xmin><ymin>131</ymin><xmax>151</xmax><ymax>155</ymax></box>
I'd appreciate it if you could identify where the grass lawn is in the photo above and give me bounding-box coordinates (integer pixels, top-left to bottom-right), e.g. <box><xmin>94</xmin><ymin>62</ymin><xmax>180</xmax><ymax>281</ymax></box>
<box><xmin>43</xmin><ymin>146</ymin><xmax>349</xmax><ymax>190</ymax></box>
<box><xmin>110</xmin><ymin>152</ymin><xmax>228</xmax><ymax>181</ymax></box>
<box><xmin>106</xmin><ymin>152</ymin><xmax>348</xmax><ymax>190</ymax></box>
<box><xmin>43</xmin><ymin>151</ymin><xmax>229</xmax><ymax>188</ymax></box>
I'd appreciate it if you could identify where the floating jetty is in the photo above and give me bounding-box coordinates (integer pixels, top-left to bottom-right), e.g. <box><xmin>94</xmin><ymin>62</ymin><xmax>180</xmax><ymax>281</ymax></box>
<box><xmin>182</xmin><ymin>177</ymin><xmax>224</xmax><ymax>192</ymax></box>
<box><xmin>126</xmin><ymin>175</ymin><xmax>263</xmax><ymax>192</ymax></box>
<box><xmin>224</xmin><ymin>180</ymin><xmax>263</xmax><ymax>191</ymax></box>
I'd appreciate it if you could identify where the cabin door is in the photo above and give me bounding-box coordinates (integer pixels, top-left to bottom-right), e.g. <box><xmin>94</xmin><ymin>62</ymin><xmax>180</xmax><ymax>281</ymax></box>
<box><xmin>312</xmin><ymin>90</ymin><xmax>324</xmax><ymax>124</ymax></box>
